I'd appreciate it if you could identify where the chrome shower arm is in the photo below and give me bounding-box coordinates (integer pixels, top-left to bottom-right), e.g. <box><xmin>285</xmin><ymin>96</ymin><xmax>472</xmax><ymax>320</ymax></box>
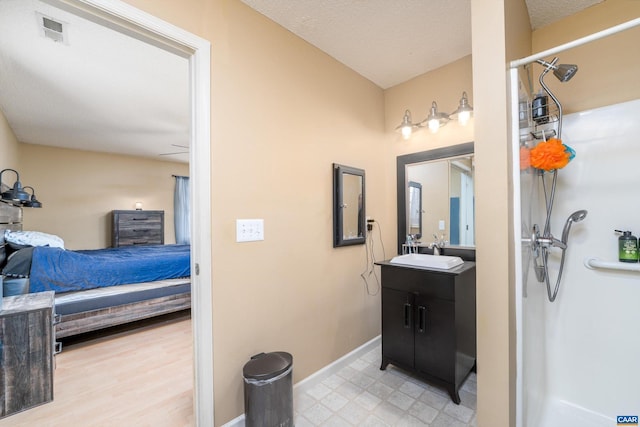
<box><xmin>538</xmin><ymin>58</ymin><xmax>564</xmax><ymax>139</ymax></box>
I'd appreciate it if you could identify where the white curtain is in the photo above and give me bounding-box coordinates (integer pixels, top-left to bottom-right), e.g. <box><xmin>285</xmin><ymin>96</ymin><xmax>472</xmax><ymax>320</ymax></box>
<box><xmin>174</xmin><ymin>176</ymin><xmax>190</xmax><ymax>245</ymax></box>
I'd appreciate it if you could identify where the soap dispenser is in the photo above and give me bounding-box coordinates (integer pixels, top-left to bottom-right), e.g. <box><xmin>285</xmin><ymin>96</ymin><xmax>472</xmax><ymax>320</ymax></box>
<box><xmin>615</xmin><ymin>230</ymin><xmax>639</xmax><ymax>263</ymax></box>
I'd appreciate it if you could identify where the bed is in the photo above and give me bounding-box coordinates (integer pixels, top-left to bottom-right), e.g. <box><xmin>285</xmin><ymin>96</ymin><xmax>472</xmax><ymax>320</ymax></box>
<box><xmin>0</xmin><ymin>202</ymin><xmax>191</xmax><ymax>339</ymax></box>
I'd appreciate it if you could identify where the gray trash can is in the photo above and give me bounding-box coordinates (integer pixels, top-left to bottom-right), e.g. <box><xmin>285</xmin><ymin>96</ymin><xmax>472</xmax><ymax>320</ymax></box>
<box><xmin>243</xmin><ymin>351</ymin><xmax>293</xmax><ymax>427</ymax></box>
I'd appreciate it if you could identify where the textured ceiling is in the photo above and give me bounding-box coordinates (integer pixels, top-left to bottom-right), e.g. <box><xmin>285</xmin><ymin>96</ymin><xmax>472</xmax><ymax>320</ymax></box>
<box><xmin>240</xmin><ymin>0</ymin><xmax>473</xmax><ymax>89</ymax></box>
<box><xmin>0</xmin><ymin>0</ymin><xmax>603</xmax><ymax>163</ymax></box>
<box><xmin>240</xmin><ymin>0</ymin><xmax>604</xmax><ymax>89</ymax></box>
<box><xmin>526</xmin><ymin>0</ymin><xmax>603</xmax><ymax>30</ymax></box>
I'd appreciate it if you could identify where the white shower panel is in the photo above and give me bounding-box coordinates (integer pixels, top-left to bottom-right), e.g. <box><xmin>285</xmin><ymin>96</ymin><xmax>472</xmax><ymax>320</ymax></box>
<box><xmin>522</xmin><ymin>99</ymin><xmax>640</xmax><ymax>425</ymax></box>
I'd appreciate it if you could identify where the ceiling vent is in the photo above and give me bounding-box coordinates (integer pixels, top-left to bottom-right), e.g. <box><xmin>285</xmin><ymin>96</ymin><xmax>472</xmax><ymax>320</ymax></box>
<box><xmin>36</xmin><ymin>13</ymin><xmax>68</xmax><ymax>44</ymax></box>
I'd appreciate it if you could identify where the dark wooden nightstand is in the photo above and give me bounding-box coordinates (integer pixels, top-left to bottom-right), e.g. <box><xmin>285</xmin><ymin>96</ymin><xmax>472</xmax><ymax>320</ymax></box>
<box><xmin>0</xmin><ymin>291</ymin><xmax>55</xmax><ymax>418</ymax></box>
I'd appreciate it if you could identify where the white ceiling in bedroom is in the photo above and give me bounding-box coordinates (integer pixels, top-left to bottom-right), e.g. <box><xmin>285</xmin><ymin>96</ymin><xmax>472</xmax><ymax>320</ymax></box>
<box><xmin>0</xmin><ymin>0</ymin><xmax>190</xmax><ymax>163</ymax></box>
<box><xmin>0</xmin><ymin>0</ymin><xmax>603</xmax><ymax>164</ymax></box>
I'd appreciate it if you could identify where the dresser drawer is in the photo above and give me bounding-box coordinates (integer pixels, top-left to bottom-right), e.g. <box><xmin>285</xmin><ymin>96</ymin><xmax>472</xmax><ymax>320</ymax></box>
<box><xmin>112</xmin><ymin>210</ymin><xmax>164</xmax><ymax>247</ymax></box>
<box><xmin>117</xmin><ymin>235</ymin><xmax>163</xmax><ymax>246</ymax></box>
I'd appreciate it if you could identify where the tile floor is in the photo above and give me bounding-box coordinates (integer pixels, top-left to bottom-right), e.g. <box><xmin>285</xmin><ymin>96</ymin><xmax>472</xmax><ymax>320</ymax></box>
<box><xmin>294</xmin><ymin>343</ymin><xmax>477</xmax><ymax>427</ymax></box>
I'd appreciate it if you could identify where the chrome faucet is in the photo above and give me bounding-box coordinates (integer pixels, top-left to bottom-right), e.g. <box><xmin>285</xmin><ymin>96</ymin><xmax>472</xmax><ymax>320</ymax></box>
<box><xmin>429</xmin><ymin>233</ymin><xmax>447</xmax><ymax>255</ymax></box>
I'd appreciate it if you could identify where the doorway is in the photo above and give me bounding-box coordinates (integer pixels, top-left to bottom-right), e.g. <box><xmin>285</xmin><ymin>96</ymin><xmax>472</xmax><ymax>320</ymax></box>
<box><xmin>46</xmin><ymin>0</ymin><xmax>213</xmax><ymax>424</ymax></box>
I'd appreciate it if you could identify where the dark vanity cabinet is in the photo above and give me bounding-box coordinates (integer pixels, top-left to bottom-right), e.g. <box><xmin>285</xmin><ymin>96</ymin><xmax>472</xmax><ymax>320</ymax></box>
<box><xmin>377</xmin><ymin>261</ymin><xmax>476</xmax><ymax>404</ymax></box>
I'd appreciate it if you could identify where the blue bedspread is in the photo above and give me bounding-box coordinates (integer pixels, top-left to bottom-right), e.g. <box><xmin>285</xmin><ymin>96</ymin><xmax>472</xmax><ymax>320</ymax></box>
<box><xmin>29</xmin><ymin>244</ymin><xmax>190</xmax><ymax>293</ymax></box>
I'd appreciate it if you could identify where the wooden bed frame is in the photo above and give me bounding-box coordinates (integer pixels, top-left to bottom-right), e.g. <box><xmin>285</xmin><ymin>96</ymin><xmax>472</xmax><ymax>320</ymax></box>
<box><xmin>55</xmin><ymin>290</ymin><xmax>191</xmax><ymax>338</ymax></box>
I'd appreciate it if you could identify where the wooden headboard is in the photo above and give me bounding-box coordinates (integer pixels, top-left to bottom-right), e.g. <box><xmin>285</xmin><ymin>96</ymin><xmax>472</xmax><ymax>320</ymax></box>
<box><xmin>0</xmin><ymin>202</ymin><xmax>23</xmax><ymax>240</ymax></box>
<box><xmin>0</xmin><ymin>202</ymin><xmax>23</xmax><ymax>269</ymax></box>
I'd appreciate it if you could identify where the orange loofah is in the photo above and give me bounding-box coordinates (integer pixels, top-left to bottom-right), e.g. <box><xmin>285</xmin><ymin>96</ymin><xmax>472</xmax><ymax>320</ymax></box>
<box><xmin>530</xmin><ymin>138</ymin><xmax>570</xmax><ymax>171</ymax></box>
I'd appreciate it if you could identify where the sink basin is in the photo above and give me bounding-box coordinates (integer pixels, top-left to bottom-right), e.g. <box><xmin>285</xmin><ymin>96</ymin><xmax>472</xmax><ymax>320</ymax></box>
<box><xmin>390</xmin><ymin>253</ymin><xmax>464</xmax><ymax>270</ymax></box>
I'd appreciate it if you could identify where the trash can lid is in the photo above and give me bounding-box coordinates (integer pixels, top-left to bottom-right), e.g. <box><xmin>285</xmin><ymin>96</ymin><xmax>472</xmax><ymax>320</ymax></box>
<box><xmin>243</xmin><ymin>351</ymin><xmax>293</xmax><ymax>380</ymax></box>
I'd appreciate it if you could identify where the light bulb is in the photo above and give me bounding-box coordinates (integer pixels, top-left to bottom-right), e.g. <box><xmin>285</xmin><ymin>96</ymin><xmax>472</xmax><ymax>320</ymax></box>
<box><xmin>401</xmin><ymin>125</ymin><xmax>412</xmax><ymax>140</ymax></box>
<box><xmin>428</xmin><ymin>119</ymin><xmax>440</xmax><ymax>133</ymax></box>
<box><xmin>458</xmin><ymin>110</ymin><xmax>471</xmax><ymax>126</ymax></box>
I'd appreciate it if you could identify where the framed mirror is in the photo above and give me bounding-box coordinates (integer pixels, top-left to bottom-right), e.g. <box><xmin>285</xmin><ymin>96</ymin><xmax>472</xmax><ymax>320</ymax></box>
<box><xmin>333</xmin><ymin>163</ymin><xmax>365</xmax><ymax>247</ymax></box>
<box><xmin>396</xmin><ymin>142</ymin><xmax>474</xmax><ymax>254</ymax></box>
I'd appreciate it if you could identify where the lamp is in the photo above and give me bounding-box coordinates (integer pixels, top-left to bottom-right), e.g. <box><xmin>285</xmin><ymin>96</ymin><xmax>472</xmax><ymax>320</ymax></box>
<box><xmin>395</xmin><ymin>110</ymin><xmax>420</xmax><ymax>140</ymax></box>
<box><xmin>426</xmin><ymin>101</ymin><xmax>450</xmax><ymax>133</ymax></box>
<box><xmin>396</xmin><ymin>91</ymin><xmax>473</xmax><ymax>138</ymax></box>
<box><xmin>0</xmin><ymin>169</ymin><xmax>30</xmax><ymax>203</ymax></box>
<box><xmin>451</xmin><ymin>91</ymin><xmax>473</xmax><ymax>126</ymax></box>
<box><xmin>22</xmin><ymin>186</ymin><xmax>43</xmax><ymax>208</ymax></box>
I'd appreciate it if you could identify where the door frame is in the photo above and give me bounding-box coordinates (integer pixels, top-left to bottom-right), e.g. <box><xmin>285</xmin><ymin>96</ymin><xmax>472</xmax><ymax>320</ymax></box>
<box><xmin>48</xmin><ymin>0</ymin><xmax>213</xmax><ymax>424</ymax></box>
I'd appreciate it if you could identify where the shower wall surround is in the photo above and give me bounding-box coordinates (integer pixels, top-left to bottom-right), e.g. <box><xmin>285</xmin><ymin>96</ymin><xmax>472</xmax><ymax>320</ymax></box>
<box><xmin>519</xmin><ymin>98</ymin><xmax>640</xmax><ymax>426</ymax></box>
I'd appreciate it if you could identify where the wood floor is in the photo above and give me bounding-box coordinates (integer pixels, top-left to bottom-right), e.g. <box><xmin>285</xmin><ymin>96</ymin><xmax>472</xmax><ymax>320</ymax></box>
<box><xmin>0</xmin><ymin>311</ymin><xmax>194</xmax><ymax>427</ymax></box>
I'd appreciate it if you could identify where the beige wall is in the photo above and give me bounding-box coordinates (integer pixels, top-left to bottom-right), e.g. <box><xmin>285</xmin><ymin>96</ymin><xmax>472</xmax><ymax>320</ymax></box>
<box><xmin>0</xmin><ymin>108</ymin><xmax>20</xmax><ymax>172</ymax></box>
<box><xmin>472</xmin><ymin>0</ymin><xmax>531</xmax><ymax>425</ymax></box>
<box><xmin>208</xmin><ymin>3</ymin><xmax>390</xmax><ymax>424</ymax></box>
<box><xmin>18</xmin><ymin>143</ymin><xmax>188</xmax><ymax>250</ymax></box>
<box><xmin>532</xmin><ymin>0</ymin><xmax>640</xmax><ymax>113</ymax></box>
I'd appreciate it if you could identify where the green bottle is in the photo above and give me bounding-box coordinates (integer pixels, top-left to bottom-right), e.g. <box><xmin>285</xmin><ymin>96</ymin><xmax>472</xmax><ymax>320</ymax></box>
<box><xmin>615</xmin><ymin>230</ymin><xmax>639</xmax><ymax>263</ymax></box>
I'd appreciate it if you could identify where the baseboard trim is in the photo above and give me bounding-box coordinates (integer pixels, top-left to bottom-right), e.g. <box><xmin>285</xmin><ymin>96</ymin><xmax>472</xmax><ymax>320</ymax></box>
<box><xmin>293</xmin><ymin>334</ymin><xmax>381</xmax><ymax>392</ymax></box>
<box><xmin>221</xmin><ymin>335</ymin><xmax>381</xmax><ymax>427</ymax></box>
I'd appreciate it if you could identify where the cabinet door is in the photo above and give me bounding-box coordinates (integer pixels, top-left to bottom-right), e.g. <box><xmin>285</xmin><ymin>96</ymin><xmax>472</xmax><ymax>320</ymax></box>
<box><xmin>381</xmin><ymin>288</ymin><xmax>414</xmax><ymax>368</ymax></box>
<box><xmin>414</xmin><ymin>297</ymin><xmax>455</xmax><ymax>381</ymax></box>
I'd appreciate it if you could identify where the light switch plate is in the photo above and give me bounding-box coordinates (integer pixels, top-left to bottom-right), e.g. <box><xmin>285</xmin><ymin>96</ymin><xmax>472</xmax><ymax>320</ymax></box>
<box><xmin>438</xmin><ymin>220</ymin><xmax>446</xmax><ymax>230</ymax></box>
<box><xmin>236</xmin><ymin>219</ymin><xmax>264</xmax><ymax>242</ymax></box>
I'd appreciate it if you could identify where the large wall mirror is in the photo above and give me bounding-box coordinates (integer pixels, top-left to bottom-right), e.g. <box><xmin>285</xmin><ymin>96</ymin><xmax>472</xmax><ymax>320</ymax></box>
<box><xmin>333</xmin><ymin>163</ymin><xmax>365</xmax><ymax>247</ymax></box>
<box><xmin>397</xmin><ymin>142</ymin><xmax>474</xmax><ymax>254</ymax></box>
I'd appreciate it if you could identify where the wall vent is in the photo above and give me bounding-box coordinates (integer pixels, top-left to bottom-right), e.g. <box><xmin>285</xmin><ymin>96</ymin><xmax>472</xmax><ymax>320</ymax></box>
<box><xmin>36</xmin><ymin>13</ymin><xmax>68</xmax><ymax>44</ymax></box>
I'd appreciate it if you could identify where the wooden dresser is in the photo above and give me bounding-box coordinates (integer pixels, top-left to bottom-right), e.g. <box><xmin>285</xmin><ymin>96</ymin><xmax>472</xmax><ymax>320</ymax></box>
<box><xmin>0</xmin><ymin>291</ymin><xmax>55</xmax><ymax>418</ymax></box>
<box><xmin>111</xmin><ymin>210</ymin><xmax>164</xmax><ymax>248</ymax></box>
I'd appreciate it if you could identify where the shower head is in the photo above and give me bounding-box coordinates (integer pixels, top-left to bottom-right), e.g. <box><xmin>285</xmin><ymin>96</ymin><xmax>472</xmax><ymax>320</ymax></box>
<box><xmin>561</xmin><ymin>209</ymin><xmax>588</xmax><ymax>243</ymax></box>
<box><xmin>536</xmin><ymin>58</ymin><xmax>579</xmax><ymax>82</ymax></box>
<box><xmin>553</xmin><ymin>63</ymin><xmax>579</xmax><ymax>82</ymax></box>
<box><xmin>569</xmin><ymin>210</ymin><xmax>588</xmax><ymax>222</ymax></box>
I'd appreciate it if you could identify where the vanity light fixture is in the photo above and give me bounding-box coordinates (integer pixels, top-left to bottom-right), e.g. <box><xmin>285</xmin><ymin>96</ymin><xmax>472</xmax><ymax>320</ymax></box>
<box><xmin>0</xmin><ymin>168</ymin><xmax>30</xmax><ymax>203</ymax></box>
<box><xmin>396</xmin><ymin>91</ymin><xmax>473</xmax><ymax>137</ymax></box>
